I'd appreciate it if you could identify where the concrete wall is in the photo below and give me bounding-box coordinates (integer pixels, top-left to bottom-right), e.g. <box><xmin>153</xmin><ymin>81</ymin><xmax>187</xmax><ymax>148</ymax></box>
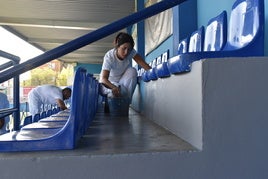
<box><xmin>143</xmin><ymin>62</ymin><xmax>203</xmax><ymax>150</ymax></box>
<box><xmin>1</xmin><ymin>57</ymin><xmax>268</xmax><ymax>179</ymax></box>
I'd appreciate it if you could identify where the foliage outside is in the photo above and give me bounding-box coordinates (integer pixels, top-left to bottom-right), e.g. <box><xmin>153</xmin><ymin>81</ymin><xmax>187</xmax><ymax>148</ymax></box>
<box><xmin>21</xmin><ymin>62</ymin><xmax>74</xmax><ymax>87</ymax></box>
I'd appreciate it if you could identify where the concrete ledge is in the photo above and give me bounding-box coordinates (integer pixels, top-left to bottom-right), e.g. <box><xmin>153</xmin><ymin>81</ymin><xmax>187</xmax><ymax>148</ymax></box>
<box><xmin>142</xmin><ymin>56</ymin><xmax>268</xmax><ymax>151</ymax></box>
<box><xmin>143</xmin><ymin>58</ymin><xmax>203</xmax><ymax>150</ymax></box>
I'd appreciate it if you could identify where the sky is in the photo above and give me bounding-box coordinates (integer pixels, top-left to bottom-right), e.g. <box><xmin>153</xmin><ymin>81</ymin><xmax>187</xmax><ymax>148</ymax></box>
<box><xmin>0</xmin><ymin>26</ymin><xmax>44</xmax><ymax>80</ymax></box>
<box><xmin>0</xmin><ymin>26</ymin><xmax>43</xmax><ymax>63</ymax></box>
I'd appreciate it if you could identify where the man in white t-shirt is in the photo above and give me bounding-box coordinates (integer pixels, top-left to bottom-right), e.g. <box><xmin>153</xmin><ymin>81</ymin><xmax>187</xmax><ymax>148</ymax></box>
<box><xmin>28</xmin><ymin>85</ymin><xmax>72</xmax><ymax>116</ymax></box>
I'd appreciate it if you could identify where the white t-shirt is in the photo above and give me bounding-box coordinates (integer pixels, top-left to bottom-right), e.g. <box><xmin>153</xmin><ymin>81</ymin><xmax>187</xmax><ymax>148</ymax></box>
<box><xmin>101</xmin><ymin>48</ymin><xmax>136</xmax><ymax>82</ymax></box>
<box><xmin>32</xmin><ymin>85</ymin><xmax>63</xmax><ymax>104</ymax></box>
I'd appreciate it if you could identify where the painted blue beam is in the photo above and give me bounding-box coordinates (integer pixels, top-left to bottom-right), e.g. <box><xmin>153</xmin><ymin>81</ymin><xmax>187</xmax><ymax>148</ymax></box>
<box><xmin>0</xmin><ymin>61</ymin><xmax>13</xmax><ymax>71</ymax></box>
<box><xmin>0</xmin><ymin>50</ymin><xmax>20</xmax><ymax>71</ymax></box>
<box><xmin>0</xmin><ymin>50</ymin><xmax>20</xmax><ymax>64</ymax></box>
<box><xmin>0</xmin><ymin>0</ymin><xmax>187</xmax><ymax>83</ymax></box>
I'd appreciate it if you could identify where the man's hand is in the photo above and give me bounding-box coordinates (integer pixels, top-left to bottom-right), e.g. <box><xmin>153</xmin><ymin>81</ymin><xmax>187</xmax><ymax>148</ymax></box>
<box><xmin>56</xmin><ymin>99</ymin><xmax>68</xmax><ymax>110</ymax></box>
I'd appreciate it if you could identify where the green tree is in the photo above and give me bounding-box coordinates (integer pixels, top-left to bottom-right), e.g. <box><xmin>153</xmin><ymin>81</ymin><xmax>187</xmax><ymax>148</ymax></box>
<box><xmin>56</xmin><ymin>64</ymin><xmax>74</xmax><ymax>86</ymax></box>
<box><xmin>21</xmin><ymin>63</ymin><xmax>74</xmax><ymax>87</ymax></box>
<box><xmin>22</xmin><ymin>68</ymin><xmax>56</xmax><ymax>86</ymax></box>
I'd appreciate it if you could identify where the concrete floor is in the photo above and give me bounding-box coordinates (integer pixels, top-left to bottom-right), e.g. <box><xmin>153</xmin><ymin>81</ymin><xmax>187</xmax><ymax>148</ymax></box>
<box><xmin>0</xmin><ymin>106</ymin><xmax>195</xmax><ymax>158</ymax></box>
<box><xmin>77</xmin><ymin>107</ymin><xmax>195</xmax><ymax>155</ymax></box>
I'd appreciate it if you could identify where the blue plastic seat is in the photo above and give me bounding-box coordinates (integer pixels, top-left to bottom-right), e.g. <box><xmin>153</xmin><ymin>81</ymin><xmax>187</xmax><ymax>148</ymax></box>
<box><xmin>188</xmin><ymin>26</ymin><xmax>205</xmax><ymax>53</ymax></box>
<box><xmin>141</xmin><ymin>68</ymin><xmax>150</xmax><ymax>82</ymax></box>
<box><xmin>142</xmin><ymin>50</ymin><xmax>171</xmax><ymax>81</ymax></box>
<box><xmin>154</xmin><ymin>38</ymin><xmax>188</xmax><ymax>79</ymax></box>
<box><xmin>145</xmin><ymin>58</ymin><xmax>158</xmax><ymax>81</ymax></box>
<box><xmin>155</xmin><ymin>50</ymin><xmax>171</xmax><ymax>78</ymax></box>
<box><xmin>177</xmin><ymin>37</ymin><xmax>189</xmax><ymax>54</ymax></box>
<box><xmin>94</xmin><ymin>80</ymin><xmax>99</xmax><ymax>113</ymax></box>
<box><xmin>80</xmin><ymin>73</ymin><xmax>95</xmax><ymax>136</ymax></box>
<box><xmin>46</xmin><ymin>109</ymin><xmax>52</xmax><ymax>117</ymax></box>
<box><xmin>32</xmin><ymin>113</ymin><xmax>40</xmax><ymax>122</ymax></box>
<box><xmin>52</xmin><ymin>108</ymin><xmax>58</xmax><ymax>114</ymax></box>
<box><xmin>37</xmin><ymin>110</ymin><xmax>70</xmax><ymax>124</ymax></box>
<box><xmin>204</xmin><ymin>11</ymin><xmax>227</xmax><ymax>52</ymax></box>
<box><xmin>168</xmin><ymin>26</ymin><xmax>205</xmax><ymax>73</ymax></box>
<box><xmin>50</xmin><ymin>109</ymin><xmax>70</xmax><ymax>117</ymax></box>
<box><xmin>19</xmin><ymin>115</ymin><xmax>33</xmax><ymax>129</ymax></box>
<box><xmin>21</xmin><ymin>121</ymin><xmax>67</xmax><ymax>132</ymax></box>
<box><xmin>40</xmin><ymin>111</ymin><xmax>47</xmax><ymax>119</ymax></box>
<box><xmin>167</xmin><ymin>0</ymin><xmax>264</xmax><ymax>74</ymax></box>
<box><xmin>223</xmin><ymin>0</ymin><xmax>264</xmax><ymax>53</ymax></box>
<box><xmin>21</xmin><ymin>111</ymin><xmax>70</xmax><ymax>130</ymax></box>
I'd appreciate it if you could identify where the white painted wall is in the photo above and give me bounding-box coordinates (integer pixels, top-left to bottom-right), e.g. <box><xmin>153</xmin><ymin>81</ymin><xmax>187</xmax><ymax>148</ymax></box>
<box><xmin>143</xmin><ymin>61</ymin><xmax>203</xmax><ymax>150</ymax></box>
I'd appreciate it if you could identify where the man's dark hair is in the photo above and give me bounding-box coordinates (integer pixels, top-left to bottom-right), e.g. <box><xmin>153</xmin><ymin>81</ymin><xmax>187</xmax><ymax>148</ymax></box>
<box><xmin>63</xmin><ymin>87</ymin><xmax>72</xmax><ymax>93</ymax></box>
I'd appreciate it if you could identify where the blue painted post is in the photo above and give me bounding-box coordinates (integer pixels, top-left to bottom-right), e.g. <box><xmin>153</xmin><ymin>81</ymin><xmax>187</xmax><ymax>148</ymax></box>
<box><xmin>13</xmin><ymin>74</ymin><xmax>20</xmax><ymax>130</ymax></box>
<box><xmin>137</xmin><ymin>0</ymin><xmax>145</xmax><ymax>62</ymax></box>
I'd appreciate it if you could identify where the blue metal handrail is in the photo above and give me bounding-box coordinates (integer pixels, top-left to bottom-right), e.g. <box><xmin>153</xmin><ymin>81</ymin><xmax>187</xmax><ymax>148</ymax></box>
<box><xmin>0</xmin><ymin>50</ymin><xmax>20</xmax><ymax>71</ymax></box>
<box><xmin>0</xmin><ymin>108</ymin><xmax>17</xmax><ymax>119</ymax></box>
<box><xmin>0</xmin><ymin>0</ymin><xmax>187</xmax><ymax>83</ymax></box>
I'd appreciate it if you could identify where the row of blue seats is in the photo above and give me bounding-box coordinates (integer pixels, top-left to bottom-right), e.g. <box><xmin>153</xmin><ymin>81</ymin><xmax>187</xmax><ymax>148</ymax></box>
<box><xmin>20</xmin><ymin>107</ymin><xmax>61</xmax><ymax>129</ymax></box>
<box><xmin>137</xmin><ymin>50</ymin><xmax>169</xmax><ymax>81</ymax></box>
<box><xmin>140</xmin><ymin>0</ymin><xmax>264</xmax><ymax>82</ymax></box>
<box><xmin>0</xmin><ymin>67</ymin><xmax>99</xmax><ymax>152</ymax></box>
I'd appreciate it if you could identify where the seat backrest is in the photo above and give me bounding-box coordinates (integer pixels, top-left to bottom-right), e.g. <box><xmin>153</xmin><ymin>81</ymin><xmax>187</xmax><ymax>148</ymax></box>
<box><xmin>177</xmin><ymin>37</ymin><xmax>189</xmax><ymax>54</ymax></box>
<box><xmin>81</xmin><ymin>73</ymin><xmax>94</xmax><ymax>135</ymax></box>
<box><xmin>40</xmin><ymin>111</ymin><xmax>47</xmax><ymax>119</ymax></box>
<box><xmin>204</xmin><ymin>11</ymin><xmax>227</xmax><ymax>51</ymax></box>
<box><xmin>70</xmin><ymin>67</ymin><xmax>87</xmax><ymax>142</ymax></box>
<box><xmin>33</xmin><ymin>113</ymin><xmax>40</xmax><ymax>122</ymax></box>
<box><xmin>161</xmin><ymin>50</ymin><xmax>169</xmax><ymax>63</ymax></box>
<box><xmin>156</xmin><ymin>56</ymin><xmax>162</xmax><ymax>66</ymax></box>
<box><xmin>223</xmin><ymin>0</ymin><xmax>264</xmax><ymax>54</ymax></box>
<box><xmin>52</xmin><ymin>108</ymin><xmax>58</xmax><ymax>114</ymax></box>
<box><xmin>20</xmin><ymin>115</ymin><xmax>32</xmax><ymax>128</ymax></box>
<box><xmin>188</xmin><ymin>26</ymin><xmax>204</xmax><ymax>52</ymax></box>
<box><xmin>46</xmin><ymin>109</ymin><xmax>52</xmax><ymax>117</ymax></box>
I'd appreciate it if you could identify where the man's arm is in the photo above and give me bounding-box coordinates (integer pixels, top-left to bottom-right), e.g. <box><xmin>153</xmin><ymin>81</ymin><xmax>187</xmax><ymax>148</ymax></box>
<box><xmin>133</xmin><ymin>53</ymin><xmax>151</xmax><ymax>71</ymax></box>
<box><xmin>56</xmin><ymin>99</ymin><xmax>68</xmax><ymax>110</ymax></box>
